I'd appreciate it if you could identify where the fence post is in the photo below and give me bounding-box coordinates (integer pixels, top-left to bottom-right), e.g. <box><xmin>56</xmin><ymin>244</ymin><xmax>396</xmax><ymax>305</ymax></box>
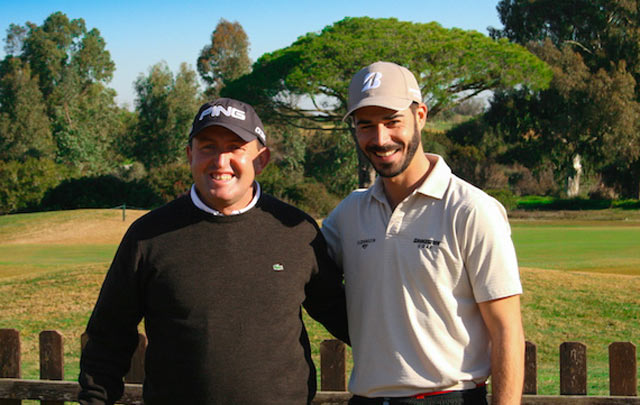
<box><xmin>39</xmin><ymin>331</ymin><xmax>64</xmax><ymax>405</ymax></box>
<box><xmin>559</xmin><ymin>341</ymin><xmax>587</xmax><ymax>395</ymax></box>
<box><xmin>82</xmin><ymin>332</ymin><xmax>148</xmax><ymax>384</ymax></box>
<box><xmin>124</xmin><ymin>333</ymin><xmax>147</xmax><ymax>384</ymax></box>
<box><xmin>320</xmin><ymin>339</ymin><xmax>347</xmax><ymax>391</ymax></box>
<box><xmin>524</xmin><ymin>341</ymin><xmax>537</xmax><ymax>395</ymax></box>
<box><xmin>0</xmin><ymin>329</ymin><xmax>21</xmax><ymax>405</ymax></box>
<box><xmin>609</xmin><ymin>342</ymin><xmax>637</xmax><ymax>396</ymax></box>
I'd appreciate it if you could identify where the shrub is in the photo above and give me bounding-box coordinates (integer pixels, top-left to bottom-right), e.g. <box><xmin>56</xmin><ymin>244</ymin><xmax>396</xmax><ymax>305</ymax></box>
<box><xmin>40</xmin><ymin>175</ymin><xmax>162</xmax><ymax>210</ymax></box>
<box><xmin>259</xmin><ymin>164</ymin><xmax>341</xmax><ymax>218</ymax></box>
<box><xmin>304</xmin><ymin>129</ymin><xmax>357</xmax><ymax>198</ymax></box>
<box><xmin>145</xmin><ymin>162</ymin><xmax>192</xmax><ymax>203</ymax></box>
<box><xmin>612</xmin><ymin>199</ymin><xmax>640</xmax><ymax>209</ymax></box>
<box><xmin>0</xmin><ymin>158</ymin><xmax>70</xmax><ymax>214</ymax></box>
<box><xmin>285</xmin><ymin>179</ymin><xmax>341</xmax><ymax>218</ymax></box>
<box><xmin>516</xmin><ymin>196</ymin><xmax>613</xmax><ymax>210</ymax></box>
<box><xmin>486</xmin><ymin>188</ymin><xmax>518</xmax><ymax>211</ymax></box>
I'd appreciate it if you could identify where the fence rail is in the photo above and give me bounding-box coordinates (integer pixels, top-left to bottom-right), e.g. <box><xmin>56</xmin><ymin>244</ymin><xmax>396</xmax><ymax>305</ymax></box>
<box><xmin>0</xmin><ymin>329</ymin><xmax>638</xmax><ymax>404</ymax></box>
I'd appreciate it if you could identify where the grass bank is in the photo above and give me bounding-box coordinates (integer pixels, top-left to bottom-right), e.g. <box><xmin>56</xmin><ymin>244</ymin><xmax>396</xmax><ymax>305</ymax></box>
<box><xmin>0</xmin><ymin>208</ymin><xmax>638</xmax><ymax>396</ymax></box>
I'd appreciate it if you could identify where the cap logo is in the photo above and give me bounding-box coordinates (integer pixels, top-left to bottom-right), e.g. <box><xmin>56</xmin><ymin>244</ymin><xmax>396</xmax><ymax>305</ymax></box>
<box><xmin>199</xmin><ymin>105</ymin><xmax>246</xmax><ymax>122</ymax></box>
<box><xmin>255</xmin><ymin>126</ymin><xmax>266</xmax><ymax>143</ymax></box>
<box><xmin>362</xmin><ymin>72</ymin><xmax>382</xmax><ymax>92</ymax></box>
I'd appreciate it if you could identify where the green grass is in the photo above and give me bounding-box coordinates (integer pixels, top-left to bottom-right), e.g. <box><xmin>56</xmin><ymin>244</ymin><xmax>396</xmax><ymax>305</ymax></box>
<box><xmin>0</xmin><ymin>209</ymin><xmax>638</xmax><ymax>397</ymax></box>
<box><xmin>0</xmin><ymin>209</ymin><xmax>123</xmax><ymax>240</ymax></box>
<box><xmin>516</xmin><ymin>196</ymin><xmax>640</xmax><ymax>211</ymax></box>
<box><xmin>0</xmin><ymin>244</ymin><xmax>115</xmax><ymax>276</ymax></box>
<box><xmin>0</xmin><ymin>265</ymin><xmax>106</xmax><ymax>382</ymax></box>
<box><xmin>509</xmin><ymin>219</ymin><xmax>640</xmax><ymax>395</ymax></box>
<box><xmin>511</xmin><ymin>222</ymin><xmax>640</xmax><ymax>275</ymax></box>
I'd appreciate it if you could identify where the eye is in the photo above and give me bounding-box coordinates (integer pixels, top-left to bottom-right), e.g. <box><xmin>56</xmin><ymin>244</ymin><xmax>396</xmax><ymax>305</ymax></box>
<box><xmin>228</xmin><ymin>144</ymin><xmax>246</xmax><ymax>153</ymax></box>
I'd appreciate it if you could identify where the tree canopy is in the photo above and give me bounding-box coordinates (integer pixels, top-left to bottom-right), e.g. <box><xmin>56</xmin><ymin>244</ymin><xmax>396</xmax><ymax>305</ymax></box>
<box><xmin>223</xmin><ymin>16</ymin><xmax>552</xmax><ymax>187</ymax></box>
<box><xmin>197</xmin><ymin>18</ymin><xmax>251</xmax><ymax>98</ymax></box>
<box><xmin>223</xmin><ymin>16</ymin><xmax>552</xmax><ymax>127</ymax></box>
<box><xmin>0</xmin><ymin>11</ymin><xmax>120</xmax><ymax>173</ymax></box>
<box><xmin>489</xmin><ymin>0</ymin><xmax>640</xmax><ymax>197</ymax></box>
<box><xmin>134</xmin><ymin>62</ymin><xmax>201</xmax><ymax>168</ymax></box>
<box><xmin>491</xmin><ymin>0</ymin><xmax>640</xmax><ymax>76</ymax></box>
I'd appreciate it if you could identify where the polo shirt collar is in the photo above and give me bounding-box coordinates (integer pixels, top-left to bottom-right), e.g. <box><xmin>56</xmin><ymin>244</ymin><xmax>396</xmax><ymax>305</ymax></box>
<box><xmin>190</xmin><ymin>181</ymin><xmax>261</xmax><ymax>216</ymax></box>
<box><xmin>415</xmin><ymin>153</ymin><xmax>451</xmax><ymax>200</ymax></box>
<box><xmin>370</xmin><ymin>153</ymin><xmax>451</xmax><ymax>205</ymax></box>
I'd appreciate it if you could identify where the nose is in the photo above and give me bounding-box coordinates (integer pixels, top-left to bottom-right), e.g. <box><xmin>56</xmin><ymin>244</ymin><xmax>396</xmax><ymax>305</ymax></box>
<box><xmin>371</xmin><ymin>123</ymin><xmax>392</xmax><ymax>146</ymax></box>
<box><xmin>212</xmin><ymin>150</ymin><xmax>231</xmax><ymax>168</ymax></box>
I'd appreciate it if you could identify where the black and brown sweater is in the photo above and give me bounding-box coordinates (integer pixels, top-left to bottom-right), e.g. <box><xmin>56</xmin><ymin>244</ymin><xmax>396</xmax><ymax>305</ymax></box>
<box><xmin>78</xmin><ymin>193</ymin><xmax>349</xmax><ymax>404</ymax></box>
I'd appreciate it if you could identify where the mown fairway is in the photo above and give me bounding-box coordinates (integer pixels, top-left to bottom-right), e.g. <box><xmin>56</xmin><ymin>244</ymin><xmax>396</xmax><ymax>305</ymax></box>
<box><xmin>0</xmin><ymin>209</ymin><xmax>638</xmax><ymax>396</ymax></box>
<box><xmin>511</xmin><ymin>220</ymin><xmax>640</xmax><ymax>275</ymax></box>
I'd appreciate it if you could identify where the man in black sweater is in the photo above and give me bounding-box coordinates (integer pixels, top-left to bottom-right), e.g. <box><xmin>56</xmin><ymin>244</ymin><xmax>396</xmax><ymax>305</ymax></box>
<box><xmin>78</xmin><ymin>98</ymin><xmax>349</xmax><ymax>404</ymax></box>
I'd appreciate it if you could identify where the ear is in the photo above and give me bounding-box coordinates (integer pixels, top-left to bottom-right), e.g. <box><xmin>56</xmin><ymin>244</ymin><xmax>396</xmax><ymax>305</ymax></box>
<box><xmin>416</xmin><ymin>103</ymin><xmax>428</xmax><ymax>129</ymax></box>
<box><xmin>186</xmin><ymin>144</ymin><xmax>193</xmax><ymax>165</ymax></box>
<box><xmin>253</xmin><ymin>146</ymin><xmax>271</xmax><ymax>175</ymax></box>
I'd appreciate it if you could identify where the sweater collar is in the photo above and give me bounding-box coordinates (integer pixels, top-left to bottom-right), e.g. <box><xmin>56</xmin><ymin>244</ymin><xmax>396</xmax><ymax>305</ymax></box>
<box><xmin>190</xmin><ymin>182</ymin><xmax>261</xmax><ymax>216</ymax></box>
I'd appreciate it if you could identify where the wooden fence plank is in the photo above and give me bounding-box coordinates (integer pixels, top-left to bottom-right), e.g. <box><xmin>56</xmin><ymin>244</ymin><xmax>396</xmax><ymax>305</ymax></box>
<box><xmin>320</xmin><ymin>339</ymin><xmax>347</xmax><ymax>391</ymax></box>
<box><xmin>524</xmin><ymin>341</ymin><xmax>538</xmax><ymax>395</ymax></box>
<box><xmin>0</xmin><ymin>379</ymin><xmax>143</xmax><ymax>404</ymax></box>
<box><xmin>4</xmin><ymin>332</ymin><xmax>640</xmax><ymax>404</ymax></box>
<box><xmin>124</xmin><ymin>334</ymin><xmax>147</xmax><ymax>384</ymax></box>
<box><xmin>520</xmin><ymin>395</ymin><xmax>640</xmax><ymax>404</ymax></box>
<box><xmin>559</xmin><ymin>342</ymin><xmax>587</xmax><ymax>396</ymax></box>
<box><xmin>4</xmin><ymin>380</ymin><xmax>640</xmax><ymax>405</ymax></box>
<box><xmin>609</xmin><ymin>342</ymin><xmax>637</xmax><ymax>396</ymax></box>
<box><xmin>80</xmin><ymin>332</ymin><xmax>88</xmax><ymax>351</ymax></box>
<box><xmin>0</xmin><ymin>329</ymin><xmax>21</xmax><ymax>405</ymax></box>
<box><xmin>39</xmin><ymin>331</ymin><xmax>64</xmax><ymax>405</ymax></box>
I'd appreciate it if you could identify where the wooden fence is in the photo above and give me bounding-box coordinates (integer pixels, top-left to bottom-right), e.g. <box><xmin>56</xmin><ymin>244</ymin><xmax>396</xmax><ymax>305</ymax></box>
<box><xmin>0</xmin><ymin>329</ymin><xmax>638</xmax><ymax>404</ymax></box>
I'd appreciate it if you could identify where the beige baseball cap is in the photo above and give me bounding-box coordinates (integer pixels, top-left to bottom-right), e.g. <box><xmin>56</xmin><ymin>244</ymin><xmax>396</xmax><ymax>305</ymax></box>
<box><xmin>344</xmin><ymin>61</ymin><xmax>422</xmax><ymax>120</ymax></box>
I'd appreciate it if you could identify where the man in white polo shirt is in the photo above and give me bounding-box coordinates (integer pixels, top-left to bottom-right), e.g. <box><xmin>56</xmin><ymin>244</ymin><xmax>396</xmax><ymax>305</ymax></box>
<box><xmin>322</xmin><ymin>62</ymin><xmax>524</xmax><ymax>404</ymax></box>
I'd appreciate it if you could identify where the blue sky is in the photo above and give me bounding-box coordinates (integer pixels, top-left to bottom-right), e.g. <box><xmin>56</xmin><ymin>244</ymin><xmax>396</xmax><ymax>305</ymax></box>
<box><xmin>1</xmin><ymin>0</ymin><xmax>503</xmax><ymax>108</ymax></box>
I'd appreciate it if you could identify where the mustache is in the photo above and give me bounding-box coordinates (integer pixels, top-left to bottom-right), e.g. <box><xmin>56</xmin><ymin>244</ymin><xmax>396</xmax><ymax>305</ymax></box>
<box><xmin>366</xmin><ymin>144</ymin><xmax>401</xmax><ymax>154</ymax></box>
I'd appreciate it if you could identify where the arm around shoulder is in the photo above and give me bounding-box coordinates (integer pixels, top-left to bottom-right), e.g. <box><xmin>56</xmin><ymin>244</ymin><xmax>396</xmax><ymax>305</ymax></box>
<box><xmin>303</xmin><ymin>222</ymin><xmax>349</xmax><ymax>345</ymax></box>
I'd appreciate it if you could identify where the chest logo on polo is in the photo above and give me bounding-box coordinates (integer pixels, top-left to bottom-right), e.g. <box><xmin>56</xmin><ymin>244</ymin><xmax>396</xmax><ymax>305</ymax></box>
<box><xmin>272</xmin><ymin>263</ymin><xmax>284</xmax><ymax>271</ymax></box>
<box><xmin>357</xmin><ymin>238</ymin><xmax>376</xmax><ymax>249</ymax></box>
<box><xmin>413</xmin><ymin>238</ymin><xmax>441</xmax><ymax>250</ymax></box>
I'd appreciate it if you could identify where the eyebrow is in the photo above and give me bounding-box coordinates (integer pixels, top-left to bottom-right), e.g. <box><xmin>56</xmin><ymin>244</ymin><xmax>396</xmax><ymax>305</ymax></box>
<box><xmin>356</xmin><ymin>113</ymin><xmax>404</xmax><ymax>125</ymax></box>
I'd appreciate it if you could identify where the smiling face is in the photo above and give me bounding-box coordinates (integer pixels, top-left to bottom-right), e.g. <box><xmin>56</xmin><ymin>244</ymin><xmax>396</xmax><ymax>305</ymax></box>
<box><xmin>353</xmin><ymin>103</ymin><xmax>427</xmax><ymax>179</ymax></box>
<box><xmin>187</xmin><ymin>126</ymin><xmax>269</xmax><ymax>214</ymax></box>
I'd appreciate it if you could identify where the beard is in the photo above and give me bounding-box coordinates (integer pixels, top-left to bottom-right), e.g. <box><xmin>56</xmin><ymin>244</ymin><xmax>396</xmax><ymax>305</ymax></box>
<box><xmin>364</xmin><ymin>120</ymin><xmax>422</xmax><ymax>178</ymax></box>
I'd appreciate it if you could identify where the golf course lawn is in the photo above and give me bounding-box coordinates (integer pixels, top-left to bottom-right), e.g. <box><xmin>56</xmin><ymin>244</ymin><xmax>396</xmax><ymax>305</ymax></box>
<box><xmin>0</xmin><ymin>209</ymin><xmax>638</xmax><ymax>396</ymax></box>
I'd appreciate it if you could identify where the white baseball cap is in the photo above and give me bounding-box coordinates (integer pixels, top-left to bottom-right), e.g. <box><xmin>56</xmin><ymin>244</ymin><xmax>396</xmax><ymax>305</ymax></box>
<box><xmin>344</xmin><ymin>61</ymin><xmax>422</xmax><ymax>120</ymax></box>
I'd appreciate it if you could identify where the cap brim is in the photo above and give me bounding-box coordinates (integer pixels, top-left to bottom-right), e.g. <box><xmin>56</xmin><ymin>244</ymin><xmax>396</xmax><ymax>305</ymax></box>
<box><xmin>342</xmin><ymin>97</ymin><xmax>413</xmax><ymax>121</ymax></box>
<box><xmin>190</xmin><ymin>121</ymin><xmax>257</xmax><ymax>143</ymax></box>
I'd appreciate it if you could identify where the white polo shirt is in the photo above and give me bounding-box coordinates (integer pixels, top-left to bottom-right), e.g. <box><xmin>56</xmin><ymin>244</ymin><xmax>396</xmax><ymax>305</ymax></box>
<box><xmin>322</xmin><ymin>154</ymin><xmax>522</xmax><ymax>398</ymax></box>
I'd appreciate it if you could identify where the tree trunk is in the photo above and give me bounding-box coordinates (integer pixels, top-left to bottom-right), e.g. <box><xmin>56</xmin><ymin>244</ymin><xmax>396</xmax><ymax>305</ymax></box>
<box><xmin>357</xmin><ymin>149</ymin><xmax>376</xmax><ymax>188</ymax></box>
<box><xmin>567</xmin><ymin>153</ymin><xmax>582</xmax><ymax>197</ymax></box>
<box><xmin>349</xmin><ymin>128</ymin><xmax>376</xmax><ymax>188</ymax></box>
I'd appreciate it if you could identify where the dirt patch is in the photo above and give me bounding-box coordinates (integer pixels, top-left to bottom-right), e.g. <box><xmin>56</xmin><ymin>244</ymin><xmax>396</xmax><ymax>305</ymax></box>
<box><xmin>5</xmin><ymin>209</ymin><xmax>147</xmax><ymax>245</ymax></box>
